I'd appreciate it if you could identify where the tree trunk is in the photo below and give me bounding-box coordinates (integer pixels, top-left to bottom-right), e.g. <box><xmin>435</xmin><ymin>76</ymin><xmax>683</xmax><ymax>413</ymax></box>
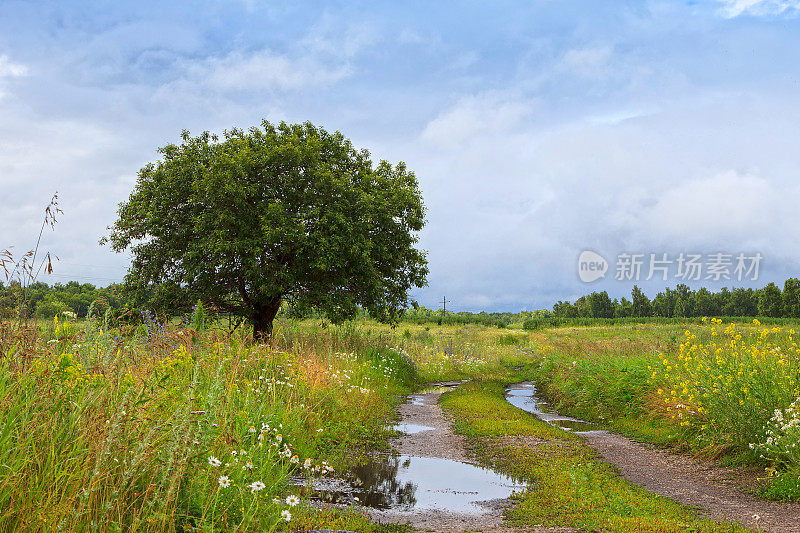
<box><xmin>252</xmin><ymin>297</ymin><xmax>282</xmax><ymax>340</ymax></box>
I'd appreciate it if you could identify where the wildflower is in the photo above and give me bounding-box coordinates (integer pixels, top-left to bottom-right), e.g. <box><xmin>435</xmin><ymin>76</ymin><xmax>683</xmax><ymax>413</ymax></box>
<box><xmin>290</xmin><ymin>455</ymin><xmax>299</xmax><ymax>464</ymax></box>
<box><xmin>218</xmin><ymin>475</ymin><xmax>231</xmax><ymax>488</ymax></box>
<box><xmin>243</xmin><ymin>461</ymin><xmax>254</xmax><ymax>470</ymax></box>
<box><xmin>248</xmin><ymin>481</ymin><xmax>266</xmax><ymax>493</ymax></box>
<box><xmin>208</xmin><ymin>456</ymin><xmax>222</xmax><ymax>467</ymax></box>
<box><xmin>286</xmin><ymin>494</ymin><xmax>300</xmax><ymax>506</ymax></box>
<box><xmin>281</xmin><ymin>509</ymin><xmax>292</xmax><ymax>522</ymax></box>
<box><xmin>303</xmin><ymin>458</ymin><xmax>312</xmax><ymax>469</ymax></box>
<box><xmin>248</xmin><ymin>426</ymin><xmax>257</xmax><ymax>433</ymax></box>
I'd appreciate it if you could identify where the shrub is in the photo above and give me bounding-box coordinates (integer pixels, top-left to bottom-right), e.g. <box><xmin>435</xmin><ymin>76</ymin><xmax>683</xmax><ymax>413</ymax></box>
<box><xmin>650</xmin><ymin>318</ymin><xmax>800</xmax><ymax>452</ymax></box>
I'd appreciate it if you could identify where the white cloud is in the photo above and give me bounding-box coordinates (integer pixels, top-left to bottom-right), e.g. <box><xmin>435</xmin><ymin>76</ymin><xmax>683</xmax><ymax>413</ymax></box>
<box><xmin>717</xmin><ymin>0</ymin><xmax>800</xmax><ymax>17</ymax></box>
<box><xmin>198</xmin><ymin>50</ymin><xmax>350</xmax><ymax>92</ymax></box>
<box><xmin>159</xmin><ymin>21</ymin><xmax>371</xmax><ymax>98</ymax></box>
<box><xmin>0</xmin><ymin>55</ymin><xmax>28</xmax><ymax>78</ymax></box>
<box><xmin>420</xmin><ymin>92</ymin><xmax>536</xmax><ymax>149</ymax></box>
<box><xmin>649</xmin><ymin>172</ymin><xmax>786</xmax><ymax>241</ymax></box>
<box><xmin>0</xmin><ymin>55</ymin><xmax>28</xmax><ymax>100</ymax></box>
<box><xmin>558</xmin><ymin>46</ymin><xmax>613</xmax><ymax>78</ymax></box>
<box><xmin>404</xmin><ymin>91</ymin><xmax>800</xmax><ymax>309</ymax></box>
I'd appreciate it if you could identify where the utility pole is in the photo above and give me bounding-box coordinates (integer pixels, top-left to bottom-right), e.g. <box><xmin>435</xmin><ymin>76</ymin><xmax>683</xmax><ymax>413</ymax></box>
<box><xmin>442</xmin><ymin>295</ymin><xmax>447</xmax><ymax>316</ymax></box>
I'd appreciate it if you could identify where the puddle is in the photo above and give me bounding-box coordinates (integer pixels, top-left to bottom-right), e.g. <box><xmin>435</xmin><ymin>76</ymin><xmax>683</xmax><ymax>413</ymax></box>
<box><xmin>505</xmin><ymin>382</ymin><xmax>606</xmax><ymax>434</ymax></box>
<box><xmin>392</xmin><ymin>423</ymin><xmax>434</xmax><ymax>434</ymax></box>
<box><xmin>417</xmin><ymin>384</ymin><xmax>456</xmax><ymax>394</ymax></box>
<box><xmin>407</xmin><ymin>382</ymin><xmax>463</xmax><ymax>404</ymax></box>
<box><xmin>408</xmin><ymin>395</ymin><xmax>426</xmax><ymax>406</ymax></box>
<box><xmin>296</xmin><ymin>455</ymin><xmax>525</xmax><ymax>513</ymax></box>
<box><xmin>505</xmin><ymin>383</ymin><xmax>556</xmax><ymax>415</ymax></box>
<box><xmin>550</xmin><ymin>419</ymin><xmax>599</xmax><ymax>432</ymax></box>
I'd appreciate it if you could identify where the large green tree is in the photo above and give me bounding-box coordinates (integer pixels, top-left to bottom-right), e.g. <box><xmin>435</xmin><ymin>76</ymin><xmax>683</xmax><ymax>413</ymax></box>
<box><xmin>758</xmin><ymin>282</ymin><xmax>783</xmax><ymax>318</ymax></box>
<box><xmin>105</xmin><ymin>121</ymin><xmax>429</xmax><ymax>337</ymax></box>
<box><xmin>631</xmin><ymin>285</ymin><xmax>652</xmax><ymax>317</ymax></box>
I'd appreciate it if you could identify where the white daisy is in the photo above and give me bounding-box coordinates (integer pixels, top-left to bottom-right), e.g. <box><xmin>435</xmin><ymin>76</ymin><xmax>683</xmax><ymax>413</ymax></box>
<box><xmin>281</xmin><ymin>509</ymin><xmax>292</xmax><ymax>522</ymax></box>
<box><xmin>218</xmin><ymin>475</ymin><xmax>231</xmax><ymax>488</ymax></box>
<box><xmin>285</xmin><ymin>494</ymin><xmax>300</xmax><ymax>506</ymax></box>
<box><xmin>207</xmin><ymin>456</ymin><xmax>221</xmax><ymax>467</ymax></box>
<box><xmin>248</xmin><ymin>481</ymin><xmax>266</xmax><ymax>493</ymax></box>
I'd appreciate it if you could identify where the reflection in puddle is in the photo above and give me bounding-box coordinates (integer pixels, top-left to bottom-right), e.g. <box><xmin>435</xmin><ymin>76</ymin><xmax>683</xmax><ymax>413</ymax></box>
<box><xmin>505</xmin><ymin>383</ymin><xmax>555</xmax><ymax>415</ymax></box>
<box><xmin>417</xmin><ymin>384</ymin><xmax>456</xmax><ymax>394</ymax></box>
<box><xmin>408</xmin><ymin>395</ymin><xmax>426</xmax><ymax>406</ymax></box>
<box><xmin>298</xmin><ymin>455</ymin><xmax>525</xmax><ymax>513</ymax></box>
<box><xmin>392</xmin><ymin>423</ymin><xmax>434</xmax><ymax>434</ymax></box>
<box><xmin>505</xmin><ymin>382</ymin><xmax>606</xmax><ymax>434</ymax></box>
<box><xmin>550</xmin><ymin>419</ymin><xmax>599</xmax><ymax>432</ymax></box>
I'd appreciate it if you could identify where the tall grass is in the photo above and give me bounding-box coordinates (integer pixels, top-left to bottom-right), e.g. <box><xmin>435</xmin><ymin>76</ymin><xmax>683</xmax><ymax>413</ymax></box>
<box><xmin>0</xmin><ymin>314</ymin><xmax>416</xmax><ymax>532</ymax></box>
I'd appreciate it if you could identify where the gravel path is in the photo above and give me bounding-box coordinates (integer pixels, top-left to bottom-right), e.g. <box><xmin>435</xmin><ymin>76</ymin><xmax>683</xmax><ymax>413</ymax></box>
<box><xmin>584</xmin><ymin>431</ymin><xmax>800</xmax><ymax>532</ymax></box>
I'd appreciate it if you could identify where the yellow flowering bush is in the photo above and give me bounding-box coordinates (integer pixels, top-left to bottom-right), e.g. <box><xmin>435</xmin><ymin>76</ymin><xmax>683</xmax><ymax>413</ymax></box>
<box><xmin>650</xmin><ymin>318</ymin><xmax>800</xmax><ymax>450</ymax></box>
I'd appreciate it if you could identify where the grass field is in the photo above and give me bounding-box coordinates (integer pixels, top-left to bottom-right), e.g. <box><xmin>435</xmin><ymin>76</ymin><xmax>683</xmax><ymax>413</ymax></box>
<box><xmin>2</xmin><ymin>313</ymin><xmax>799</xmax><ymax>531</ymax></box>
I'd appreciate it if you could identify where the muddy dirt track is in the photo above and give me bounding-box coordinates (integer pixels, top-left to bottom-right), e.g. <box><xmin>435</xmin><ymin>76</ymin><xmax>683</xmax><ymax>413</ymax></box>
<box><xmin>333</xmin><ymin>382</ymin><xmax>800</xmax><ymax>532</ymax></box>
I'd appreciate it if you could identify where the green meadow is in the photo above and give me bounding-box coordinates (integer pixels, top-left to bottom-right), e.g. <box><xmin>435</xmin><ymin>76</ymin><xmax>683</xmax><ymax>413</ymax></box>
<box><xmin>2</xmin><ymin>314</ymin><xmax>799</xmax><ymax>531</ymax></box>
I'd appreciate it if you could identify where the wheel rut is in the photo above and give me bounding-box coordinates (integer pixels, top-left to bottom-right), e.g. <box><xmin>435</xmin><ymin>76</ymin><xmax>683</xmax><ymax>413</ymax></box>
<box><xmin>368</xmin><ymin>382</ymin><xmax>559</xmax><ymax>533</ymax></box>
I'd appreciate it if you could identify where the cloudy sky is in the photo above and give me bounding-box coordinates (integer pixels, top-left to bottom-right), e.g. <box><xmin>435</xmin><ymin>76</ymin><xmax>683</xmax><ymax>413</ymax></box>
<box><xmin>2</xmin><ymin>0</ymin><xmax>800</xmax><ymax>311</ymax></box>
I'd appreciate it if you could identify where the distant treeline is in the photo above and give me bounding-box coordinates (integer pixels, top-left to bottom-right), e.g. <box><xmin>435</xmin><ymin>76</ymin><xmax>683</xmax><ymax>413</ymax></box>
<box><xmin>400</xmin><ymin>307</ymin><xmax>550</xmax><ymax>328</ymax></box>
<box><xmin>8</xmin><ymin>278</ymin><xmax>800</xmax><ymax>331</ymax></box>
<box><xmin>521</xmin><ymin>316</ymin><xmax>800</xmax><ymax>330</ymax></box>
<box><xmin>0</xmin><ymin>281</ymin><xmax>125</xmax><ymax>319</ymax></box>
<box><xmin>550</xmin><ymin>281</ymin><xmax>800</xmax><ymax>320</ymax></box>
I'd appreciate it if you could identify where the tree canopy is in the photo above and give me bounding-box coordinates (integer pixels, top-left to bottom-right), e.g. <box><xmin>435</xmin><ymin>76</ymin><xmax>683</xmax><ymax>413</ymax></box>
<box><xmin>105</xmin><ymin>121</ymin><xmax>428</xmax><ymax>337</ymax></box>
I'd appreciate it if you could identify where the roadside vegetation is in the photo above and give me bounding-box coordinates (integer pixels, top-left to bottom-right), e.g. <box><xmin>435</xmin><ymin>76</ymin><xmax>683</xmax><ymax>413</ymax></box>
<box><xmin>0</xmin><ymin>311</ymin><xmax>417</xmax><ymax>532</ymax></box>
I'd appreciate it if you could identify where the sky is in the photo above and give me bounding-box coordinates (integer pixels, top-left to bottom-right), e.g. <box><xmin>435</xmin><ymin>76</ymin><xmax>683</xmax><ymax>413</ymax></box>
<box><xmin>2</xmin><ymin>0</ymin><xmax>800</xmax><ymax>312</ymax></box>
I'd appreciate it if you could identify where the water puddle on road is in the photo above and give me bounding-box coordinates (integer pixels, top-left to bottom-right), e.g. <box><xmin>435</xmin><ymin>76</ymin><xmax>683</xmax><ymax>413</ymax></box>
<box><xmin>392</xmin><ymin>423</ymin><xmax>434</xmax><ymax>434</ymax></box>
<box><xmin>417</xmin><ymin>384</ymin><xmax>456</xmax><ymax>394</ymax></box>
<box><xmin>297</xmin><ymin>455</ymin><xmax>525</xmax><ymax>513</ymax></box>
<box><xmin>407</xmin><ymin>382</ymin><xmax>461</xmax><ymax>406</ymax></box>
<box><xmin>505</xmin><ymin>382</ymin><xmax>606</xmax><ymax>434</ymax></box>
